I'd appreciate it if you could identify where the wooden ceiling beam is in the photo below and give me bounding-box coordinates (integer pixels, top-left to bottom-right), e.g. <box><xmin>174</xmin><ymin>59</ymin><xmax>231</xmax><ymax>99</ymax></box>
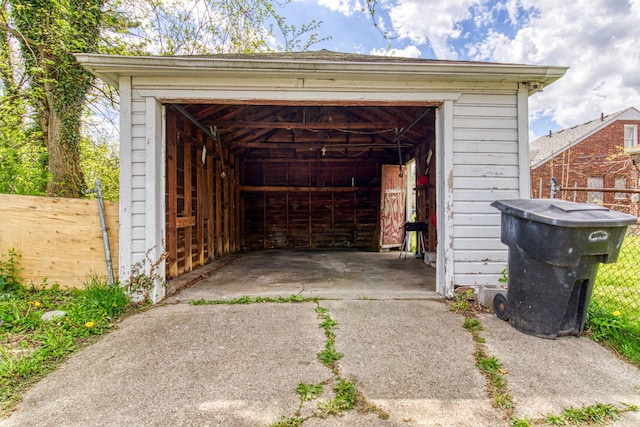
<box><xmin>204</xmin><ymin>120</ymin><xmax>400</xmax><ymax>130</ymax></box>
<box><xmin>225</xmin><ymin>141</ymin><xmax>413</xmax><ymax>150</ymax></box>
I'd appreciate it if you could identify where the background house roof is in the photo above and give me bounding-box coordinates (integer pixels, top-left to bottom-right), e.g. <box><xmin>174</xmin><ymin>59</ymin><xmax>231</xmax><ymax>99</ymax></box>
<box><xmin>529</xmin><ymin>106</ymin><xmax>640</xmax><ymax>168</ymax></box>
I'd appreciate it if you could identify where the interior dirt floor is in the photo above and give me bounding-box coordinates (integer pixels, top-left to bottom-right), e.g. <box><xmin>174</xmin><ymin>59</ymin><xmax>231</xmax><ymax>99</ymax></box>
<box><xmin>165</xmin><ymin>249</ymin><xmax>439</xmax><ymax>303</ymax></box>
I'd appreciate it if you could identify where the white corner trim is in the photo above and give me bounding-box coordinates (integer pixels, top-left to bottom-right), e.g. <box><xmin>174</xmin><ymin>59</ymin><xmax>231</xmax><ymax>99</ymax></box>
<box><xmin>436</xmin><ymin>100</ymin><xmax>455</xmax><ymax>298</ymax></box>
<box><xmin>119</xmin><ymin>76</ymin><xmax>133</xmax><ymax>280</ymax></box>
<box><xmin>517</xmin><ymin>84</ymin><xmax>531</xmax><ymax>198</ymax></box>
<box><xmin>144</xmin><ymin>98</ymin><xmax>167</xmax><ymax>303</ymax></box>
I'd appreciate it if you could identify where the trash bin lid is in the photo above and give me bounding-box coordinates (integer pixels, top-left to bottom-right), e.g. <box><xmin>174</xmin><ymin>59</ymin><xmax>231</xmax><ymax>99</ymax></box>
<box><xmin>491</xmin><ymin>199</ymin><xmax>638</xmax><ymax>227</ymax></box>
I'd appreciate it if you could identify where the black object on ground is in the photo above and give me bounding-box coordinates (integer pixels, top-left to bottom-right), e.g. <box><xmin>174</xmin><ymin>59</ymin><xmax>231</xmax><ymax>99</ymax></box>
<box><xmin>491</xmin><ymin>199</ymin><xmax>637</xmax><ymax>339</ymax></box>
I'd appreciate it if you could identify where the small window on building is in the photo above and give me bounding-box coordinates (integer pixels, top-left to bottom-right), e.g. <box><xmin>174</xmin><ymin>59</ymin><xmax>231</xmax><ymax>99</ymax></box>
<box><xmin>587</xmin><ymin>176</ymin><xmax>604</xmax><ymax>204</ymax></box>
<box><xmin>614</xmin><ymin>176</ymin><xmax>627</xmax><ymax>200</ymax></box>
<box><xmin>624</xmin><ymin>125</ymin><xmax>638</xmax><ymax>149</ymax></box>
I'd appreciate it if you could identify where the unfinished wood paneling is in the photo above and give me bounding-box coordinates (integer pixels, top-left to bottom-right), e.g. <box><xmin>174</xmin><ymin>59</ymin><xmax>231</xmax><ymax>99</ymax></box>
<box><xmin>214</xmin><ymin>155</ymin><xmax>222</xmax><ymax>257</ymax></box>
<box><xmin>0</xmin><ymin>194</ymin><xmax>119</xmax><ymax>288</ymax></box>
<box><xmin>196</xmin><ymin>145</ymin><xmax>205</xmax><ymax>266</ymax></box>
<box><xmin>206</xmin><ymin>154</ymin><xmax>215</xmax><ymax>258</ymax></box>
<box><xmin>223</xmin><ymin>149</ymin><xmax>231</xmax><ymax>254</ymax></box>
<box><xmin>241</xmin><ymin>159</ymin><xmax>386</xmax><ymax>249</ymax></box>
<box><xmin>166</xmin><ymin>110</ymin><xmax>178</xmax><ymax>277</ymax></box>
<box><xmin>311</xmin><ymin>193</ymin><xmax>333</xmax><ymax>247</ymax></box>
<box><xmin>265</xmin><ymin>191</ymin><xmax>288</xmax><ymax>247</ymax></box>
<box><xmin>165</xmin><ymin>103</ymin><xmax>436</xmax><ymax>276</ymax></box>
<box><xmin>183</xmin><ymin>120</ymin><xmax>193</xmax><ymax>273</ymax></box>
<box><xmin>165</xmin><ymin>108</ymin><xmax>239</xmax><ymax>278</ymax></box>
<box><xmin>355</xmin><ymin>188</ymin><xmax>379</xmax><ymax>247</ymax></box>
<box><xmin>243</xmin><ymin>192</ymin><xmax>265</xmax><ymax>248</ymax></box>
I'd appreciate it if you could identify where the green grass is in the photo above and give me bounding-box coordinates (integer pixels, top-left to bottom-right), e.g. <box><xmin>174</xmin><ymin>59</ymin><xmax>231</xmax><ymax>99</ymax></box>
<box><xmin>190</xmin><ymin>294</ymin><xmax>317</xmax><ymax>305</ymax></box>
<box><xmin>474</xmin><ymin>349</ymin><xmax>514</xmax><ymax>410</ymax></box>
<box><xmin>510</xmin><ymin>402</ymin><xmax>638</xmax><ymax>426</ymax></box>
<box><xmin>586</xmin><ymin>301</ymin><xmax>640</xmax><ymax>365</ymax></box>
<box><xmin>0</xmin><ymin>275</ymin><xmax>132</xmax><ymax>415</ymax></box>
<box><xmin>593</xmin><ymin>234</ymin><xmax>640</xmax><ymax>320</ymax></box>
<box><xmin>587</xmin><ymin>233</ymin><xmax>640</xmax><ymax>366</ymax></box>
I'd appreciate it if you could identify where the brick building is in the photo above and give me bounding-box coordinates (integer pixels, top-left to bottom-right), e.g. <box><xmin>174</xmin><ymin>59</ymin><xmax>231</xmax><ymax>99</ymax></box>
<box><xmin>530</xmin><ymin>107</ymin><xmax>640</xmax><ymax>215</ymax></box>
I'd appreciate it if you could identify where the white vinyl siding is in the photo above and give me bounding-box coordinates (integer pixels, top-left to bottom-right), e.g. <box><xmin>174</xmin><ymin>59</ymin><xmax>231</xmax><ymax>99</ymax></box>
<box><xmin>451</xmin><ymin>92</ymin><xmax>520</xmax><ymax>287</ymax></box>
<box><xmin>120</xmin><ymin>90</ymin><xmax>162</xmax><ymax>291</ymax></box>
<box><xmin>130</xmin><ymin>96</ymin><xmax>147</xmax><ymax>270</ymax></box>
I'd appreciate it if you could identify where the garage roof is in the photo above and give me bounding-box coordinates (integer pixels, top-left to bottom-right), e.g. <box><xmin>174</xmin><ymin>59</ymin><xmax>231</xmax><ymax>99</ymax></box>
<box><xmin>75</xmin><ymin>51</ymin><xmax>567</xmax><ymax>158</ymax></box>
<box><xmin>75</xmin><ymin>50</ymin><xmax>567</xmax><ymax>91</ymax></box>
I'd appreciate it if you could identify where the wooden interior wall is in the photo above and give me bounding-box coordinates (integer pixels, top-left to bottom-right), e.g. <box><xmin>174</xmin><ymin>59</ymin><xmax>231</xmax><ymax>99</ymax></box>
<box><xmin>166</xmin><ymin>109</ymin><xmax>239</xmax><ymax>278</ymax></box>
<box><xmin>241</xmin><ymin>159</ymin><xmax>381</xmax><ymax>249</ymax></box>
<box><xmin>165</xmin><ymin>104</ymin><xmax>436</xmax><ymax>276</ymax></box>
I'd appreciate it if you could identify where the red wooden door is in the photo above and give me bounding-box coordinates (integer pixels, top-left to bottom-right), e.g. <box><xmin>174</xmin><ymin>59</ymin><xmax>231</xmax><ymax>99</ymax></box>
<box><xmin>379</xmin><ymin>164</ymin><xmax>406</xmax><ymax>248</ymax></box>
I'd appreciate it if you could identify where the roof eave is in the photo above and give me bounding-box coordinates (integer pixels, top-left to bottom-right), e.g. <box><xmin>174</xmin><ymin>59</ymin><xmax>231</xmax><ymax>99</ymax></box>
<box><xmin>74</xmin><ymin>53</ymin><xmax>568</xmax><ymax>91</ymax></box>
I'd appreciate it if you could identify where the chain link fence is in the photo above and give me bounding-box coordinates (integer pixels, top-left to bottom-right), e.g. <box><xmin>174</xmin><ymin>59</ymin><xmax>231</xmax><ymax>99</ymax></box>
<box><xmin>592</xmin><ymin>224</ymin><xmax>640</xmax><ymax>325</ymax></box>
<box><xmin>548</xmin><ymin>188</ymin><xmax>639</xmax><ymax>326</ymax></box>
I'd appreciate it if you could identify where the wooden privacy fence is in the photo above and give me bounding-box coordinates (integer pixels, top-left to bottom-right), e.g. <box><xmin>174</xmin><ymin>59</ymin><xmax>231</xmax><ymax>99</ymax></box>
<box><xmin>0</xmin><ymin>194</ymin><xmax>119</xmax><ymax>288</ymax></box>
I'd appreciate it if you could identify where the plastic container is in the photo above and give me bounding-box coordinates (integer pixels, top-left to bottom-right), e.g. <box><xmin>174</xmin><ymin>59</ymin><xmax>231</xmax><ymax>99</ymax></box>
<box><xmin>491</xmin><ymin>199</ymin><xmax>637</xmax><ymax>339</ymax></box>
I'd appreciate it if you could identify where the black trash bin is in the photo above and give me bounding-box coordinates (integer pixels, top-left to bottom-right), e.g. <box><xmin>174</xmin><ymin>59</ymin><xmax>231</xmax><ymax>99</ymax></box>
<box><xmin>491</xmin><ymin>199</ymin><xmax>637</xmax><ymax>339</ymax></box>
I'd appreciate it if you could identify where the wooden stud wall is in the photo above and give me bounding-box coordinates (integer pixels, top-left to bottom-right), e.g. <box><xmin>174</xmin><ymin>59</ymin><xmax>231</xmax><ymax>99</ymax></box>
<box><xmin>165</xmin><ymin>105</ymin><xmax>436</xmax><ymax>278</ymax></box>
<box><xmin>165</xmin><ymin>109</ymin><xmax>239</xmax><ymax>278</ymax></box>
<box><xmin>241</xmin><ymin>159</ymin><xmax>381</xmax><ymax>249</ymax></box>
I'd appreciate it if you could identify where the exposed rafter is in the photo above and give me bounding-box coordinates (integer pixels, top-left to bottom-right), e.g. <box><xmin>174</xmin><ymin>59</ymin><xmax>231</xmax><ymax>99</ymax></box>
<box><xmin>174</xmin><ymin>104</ymin><xmax>435</xmax><ymax>159</ymax></box>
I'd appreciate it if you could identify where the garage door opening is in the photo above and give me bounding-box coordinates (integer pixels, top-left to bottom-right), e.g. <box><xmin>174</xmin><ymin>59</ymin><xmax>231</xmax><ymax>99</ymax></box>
<box><xmin>164</xmin><ymin>103</ymin><xmax>437</xmax><ymax>281</ymax></box>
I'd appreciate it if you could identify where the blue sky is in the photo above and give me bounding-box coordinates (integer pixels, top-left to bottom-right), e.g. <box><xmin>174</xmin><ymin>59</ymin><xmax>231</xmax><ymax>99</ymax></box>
<box><xmin>277</xmin><ymin>0</ymin><xmax>640</xmax><ymax>140</ymax></box>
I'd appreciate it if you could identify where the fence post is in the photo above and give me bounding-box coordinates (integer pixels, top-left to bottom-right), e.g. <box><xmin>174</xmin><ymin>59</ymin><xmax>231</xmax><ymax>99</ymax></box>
<box><xmin>95</xmin><ymin>179</ymin><xmax>115</xmax><ymax>286</ymax></box>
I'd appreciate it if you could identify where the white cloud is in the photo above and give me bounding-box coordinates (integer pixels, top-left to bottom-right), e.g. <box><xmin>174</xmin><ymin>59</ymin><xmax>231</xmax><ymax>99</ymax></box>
<box><xmin>466</xmin><ymin>0</ymin><xmax>640</xmax><ymax>132</ymax></box>
<box><xmin>362</xmin><ymin>0</ymin><xmax>639</xmax><ymax>135</ymax></box>
<box><xmin>388</xmin><ymin>0</ymin><xmax>479</xmax><ymax>59</ymax></box>
<box><xmin>317</xmin><ymin>0</ymin><xmax>364</xmax><ymax>16</ymax></box>
<box><xmin>369</xmin><ymin>45</ymin><xmax>422</xmax><ymax>58</ymax></box>
<box><xmin>501</xmin><ymin>0</ymin><xmax>523</xmax><ymax>26</ymax></box>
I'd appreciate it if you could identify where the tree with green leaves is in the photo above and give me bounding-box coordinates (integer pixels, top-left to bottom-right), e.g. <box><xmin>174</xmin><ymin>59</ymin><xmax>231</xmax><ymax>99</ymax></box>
<box><xmin>0</xmin><ymin>0</ymin><xmax>325</xmax><ymax>199</ymax></box>
<box><xmin>2</xmin><ymin>0</ymin><xmax>105</xmax><ymax>197</ymax></box>
<box><xmin>0</xmin><ymin>5</ymin><xmax>48</xmax><ymax>194</ymax></box>
<box><xmin>116</xmin><ymin>0</ymin><xmax>325</xmax><ymax>55</ymax></box>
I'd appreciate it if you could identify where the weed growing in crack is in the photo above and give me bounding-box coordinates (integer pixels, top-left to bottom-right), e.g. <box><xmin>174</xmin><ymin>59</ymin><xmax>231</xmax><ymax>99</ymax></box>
<box><xmin>317</xmin><ymin>343</ymin><xmax>344</xmax><ymax>370</ymax></box>
<box><xmin>463</xmin><ymin>316</ymin><xmax>483</xmax><ymax>332</ymax></box>
<box><xmin>315</xmin><ymin>306</ymin><xmax>343</xmax><ymax>371</ymax></box>
<box><xmin>319</xmin><ymin>316</ymin><xmax>338</xmax><ymax>330</ymax></box>
<box><xmin>450</xmin><ymin>293</ymin><xmax>515</xmax><ymax>416</ymax></box>
<box><xmin>451</xmin><ymin>289</ymin><xmax>474</xmax><ymax>312</ymax></box>
<box><xmin>296</xmin><ymin>383</ymin><xmax>323</xmax><ymax>401</ymax></box>
<box><xmin>510</xmin><ymin>402</ymin><xmax>638</xmax><ymax>426</ymax></box>
<box><xmin>317</xmin><ymin>379</ymin><xmax>356</xmax><ymax>416</ymax></box>
<box><xmin>474</xmin><ymin>348</ymin><xmax>513</xmax><ymax>409</ymax></box>
<box><xmin>190</xmin><ymin>295</ymin><xmax>318</xmax><ymax>305</ymax></box>
<box><xmin>270</xmin><ymin>416</ymin><xmax>304</xmax><ymax>427</ymax></box>
<box><xmin>270</xmin><ymin>303</ymin><xmax>389</xmax><ymax>426</ymax></box>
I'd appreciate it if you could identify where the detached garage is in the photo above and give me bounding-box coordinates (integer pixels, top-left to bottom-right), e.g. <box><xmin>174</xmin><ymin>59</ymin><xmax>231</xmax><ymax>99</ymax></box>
<box><xmin>76</xmin><ymin>51</ymin><xmax>566</xmax><ymax>302</ymax></box>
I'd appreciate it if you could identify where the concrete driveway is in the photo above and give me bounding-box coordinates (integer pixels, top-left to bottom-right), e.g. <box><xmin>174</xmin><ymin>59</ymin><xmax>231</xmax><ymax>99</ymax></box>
<box><xmin>2</xmin><ymin>250</ymin><xmax>640</xmax><ymax>426</ymax></box>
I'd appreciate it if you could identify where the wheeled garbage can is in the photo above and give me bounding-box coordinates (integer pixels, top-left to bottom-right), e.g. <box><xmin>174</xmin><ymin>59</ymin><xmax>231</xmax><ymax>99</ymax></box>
<box><xmin>491</xmin><ymin>199</ymin><xmax>637</xmax><ymax>339</ymax></box>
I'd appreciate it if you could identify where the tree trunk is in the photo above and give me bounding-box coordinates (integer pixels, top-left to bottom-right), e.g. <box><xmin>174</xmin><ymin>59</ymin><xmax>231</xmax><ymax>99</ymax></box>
<box><xmin>44</xmin><ymin>107</ymin><xmax>86</xmax><ymax>198</ymax></box>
